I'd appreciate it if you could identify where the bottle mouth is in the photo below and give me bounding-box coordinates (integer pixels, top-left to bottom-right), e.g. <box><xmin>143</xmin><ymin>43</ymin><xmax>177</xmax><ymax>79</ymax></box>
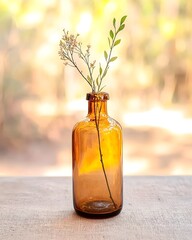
<box><xmin>86</xmin><ymin>92</ymin><xmax>109</xmax><ymax>101</ymax></box>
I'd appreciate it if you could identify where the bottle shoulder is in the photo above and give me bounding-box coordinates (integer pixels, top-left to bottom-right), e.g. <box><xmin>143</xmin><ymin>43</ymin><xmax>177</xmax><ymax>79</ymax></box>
<box><xmin>72</xmin><ymin>118</ymin><xmax>88</xmax><ymax>130</ymax></box>
<box><xmin>109</xmin><ymin>116</ymin><xmax>122</xmax><ymax>129</ymax></box>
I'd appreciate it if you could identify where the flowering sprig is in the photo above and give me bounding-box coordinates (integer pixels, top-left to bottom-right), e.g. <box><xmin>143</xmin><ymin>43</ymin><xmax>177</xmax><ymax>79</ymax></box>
<box><xmin>59</xmin><ymin>16</ymin><xmax>127</xmax><ymax>92</ymax></box>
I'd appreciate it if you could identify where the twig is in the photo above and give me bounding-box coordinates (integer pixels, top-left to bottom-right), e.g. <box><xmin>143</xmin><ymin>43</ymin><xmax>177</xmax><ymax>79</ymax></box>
<box><xmin>93</xmin><ymin>99</ymin><xmax>117</xmax><ymax>209</ymax></box>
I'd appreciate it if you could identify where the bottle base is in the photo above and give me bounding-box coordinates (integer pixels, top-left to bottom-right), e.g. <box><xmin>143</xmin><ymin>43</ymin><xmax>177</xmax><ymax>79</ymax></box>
<box><xmin>74</xmin><ymin>200</ymin><xmax>122</xmax><ymax>219</ymax></box>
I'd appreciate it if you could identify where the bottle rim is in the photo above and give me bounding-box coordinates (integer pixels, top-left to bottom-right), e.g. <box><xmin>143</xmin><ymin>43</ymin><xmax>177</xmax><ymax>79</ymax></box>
<box><xmin>86</xmin><ymin>92</ymin><xmax>109</xmax><ymax>101</ymax></box>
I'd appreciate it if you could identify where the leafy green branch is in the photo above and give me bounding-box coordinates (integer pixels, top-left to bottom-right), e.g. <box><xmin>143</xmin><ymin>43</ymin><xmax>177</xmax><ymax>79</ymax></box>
<box><xmin>97</xmin><ymin>15</ymin><xmax>127</xmax><ymax>92</ymax></box>
<box><xmin>58</xmin><ymin>15</ymin><xmax>127</xmax><ymax>92</ymax></box>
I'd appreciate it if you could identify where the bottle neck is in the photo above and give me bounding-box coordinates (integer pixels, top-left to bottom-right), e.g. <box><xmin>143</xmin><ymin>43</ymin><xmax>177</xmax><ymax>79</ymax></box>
<box><xmin>87</xmin><ymin>100</ymin><xmax>108</xmax><ymax>117</ymax></box>
<box><xmin>86</xmin><ymin>92</ymin><xmax>109</xmax><ymax>119</ymax></box>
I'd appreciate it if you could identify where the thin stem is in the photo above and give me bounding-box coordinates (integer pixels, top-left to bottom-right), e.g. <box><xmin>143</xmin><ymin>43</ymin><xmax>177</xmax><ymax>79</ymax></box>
<box><xmin>66</xmin><ymin>51</ymin><xmax>92</xmax><ymax>88</ymax></box>
<box><xmin>93</xmin><ymin>99</ymin><xmax>117</xmax><ymax>209</ymax></box>
<box><xmin>77</xmin><ymin>45</ymin><xmax>95</xmax><ymax>90</ymax></box>
<box><xmin>97</xmin><ymin>31</ymin><xmax>117</xmax><ymax>92</ymax></box>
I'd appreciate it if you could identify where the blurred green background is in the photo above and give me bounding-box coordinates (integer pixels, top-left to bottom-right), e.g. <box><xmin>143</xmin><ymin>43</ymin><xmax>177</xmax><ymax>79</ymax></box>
<box><xmin>0</xmin><ymin>0</ymin><xmax>192</xmax><ymax>176</ymax></box>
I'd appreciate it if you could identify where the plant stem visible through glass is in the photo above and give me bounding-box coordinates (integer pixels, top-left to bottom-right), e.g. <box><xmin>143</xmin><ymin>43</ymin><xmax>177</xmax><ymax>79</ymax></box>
<box><xmin>93</xmin><ymin>99</ymin><xmax>117</xmax><ymax>209</ymax></box>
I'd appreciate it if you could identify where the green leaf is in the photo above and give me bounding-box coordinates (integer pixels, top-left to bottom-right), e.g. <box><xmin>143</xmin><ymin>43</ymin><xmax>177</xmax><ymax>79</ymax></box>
<box><xmin>114</xmin><ymin>39</ymin><xmax>121</xmax><ymax>46</ymax></box>
<box><xmin>110</xmin><ymin>30</ymin><xmax>114</xmax><ymax>39</ymax></box>
<box><xmin>108</xmin><ymin>37</ymin><xmax>111</xmax><ymax>46</ymax></box>
<box><xmin>96</xmin><ymin>77</ymin><xmax>99</xmax><ymax>86</ymax></box>
<box><xmin>118</xmin><ymin>24</ymin><xmax>125</xmax><ymax>32</ymax></box>
<box><xmin>113</xmin><ymin>18</ymin><xmax>116</xmax><ymax>28</ymax></box>
<box><xmin>104</xmin><ymin>51</ymin><xmax>108</xmax><ymax>61</ymax></box>
<box><xmin>110</xmin><ymin>56</ymin><xmax>118</xmax><ymax>62</ymax></box>
<box><xmin>120</xmin><ymin>15</ymin><xmax>127</xmax><ymax>25</ymax></box>
<box><xmin>87</xmin><ymin>75</ymin><xmax>92</xmax><ymax>83</ymax></box>
<box><xmin>102</xmin><ymin>69</ymin><xmax>108</xmax><ymax>78</ymax></box>
<box><xmin>99</xmin><ymin>65</ymin><xmax>103</xmax><ymax>75</ymax></box>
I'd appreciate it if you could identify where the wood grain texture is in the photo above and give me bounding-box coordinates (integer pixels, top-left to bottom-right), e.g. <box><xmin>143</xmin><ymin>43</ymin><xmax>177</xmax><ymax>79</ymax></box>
<box><xmin>0</xmin><ymin>176</ymin><xmax>192</xmax><ymax>240</ymax></box>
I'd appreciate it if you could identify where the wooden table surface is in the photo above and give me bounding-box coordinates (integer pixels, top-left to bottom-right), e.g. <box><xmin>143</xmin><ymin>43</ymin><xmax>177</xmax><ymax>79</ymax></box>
<box><xmin>0</xmin><ymin>176</ymin><xmax>192</xmax><ymax>240</ymax></box>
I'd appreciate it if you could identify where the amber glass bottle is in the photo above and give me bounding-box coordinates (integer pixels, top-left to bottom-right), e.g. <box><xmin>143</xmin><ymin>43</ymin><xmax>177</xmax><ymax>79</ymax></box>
<box><xmin>72</xmin><ymin>92</ymin><xmax>123</xmax><ymax>218</ymax></box>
